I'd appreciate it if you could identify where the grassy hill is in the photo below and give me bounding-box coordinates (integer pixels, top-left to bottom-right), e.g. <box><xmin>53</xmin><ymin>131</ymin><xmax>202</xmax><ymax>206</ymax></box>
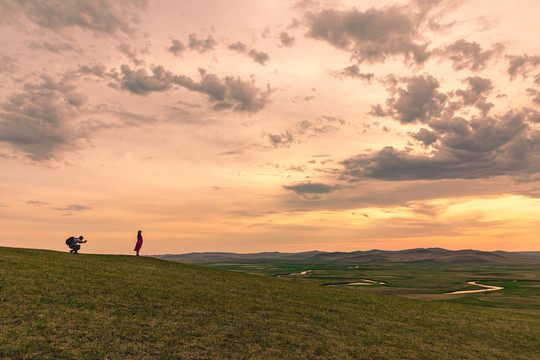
<box><xmin>1</xmin><ymin>247</ymin><xmax>539</xmax><ymax>359</ymax></box>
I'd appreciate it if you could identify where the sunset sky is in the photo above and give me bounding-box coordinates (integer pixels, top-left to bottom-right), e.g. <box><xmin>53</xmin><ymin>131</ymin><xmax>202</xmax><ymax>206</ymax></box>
<box><xmin>1</xmin><ymin>0</ymin><xmax>539</xmax><ymax>255</ymax></box>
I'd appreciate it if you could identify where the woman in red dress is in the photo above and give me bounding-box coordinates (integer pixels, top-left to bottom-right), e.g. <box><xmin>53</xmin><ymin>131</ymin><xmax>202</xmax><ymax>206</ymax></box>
<box><xmin>134</xmin><ymin>230</ymin><xmax>143</xmax><ymax>256</ymax></box>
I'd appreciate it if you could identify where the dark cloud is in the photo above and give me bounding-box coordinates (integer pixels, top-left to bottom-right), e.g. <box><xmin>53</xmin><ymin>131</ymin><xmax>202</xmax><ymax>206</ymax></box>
<box><xmin>281</xmin><ymin>176</ymin><xmax>523</xmax><ymax>213</ymax></box>
<box><xmin>0</xmin><ymin>0</ymin><xmax>148</xmax><ymax>36</ymax></box>
<box><xmin>228</xmin><ymin>41</ymin><xmax>248</xmax><ymax>52</ymax></box>
<box><xmin>373</xmin><ymin>76</ymin><xmax>494</xmax><ymax>124</ymax></box>
<box><xmin>55</xmin><ymin>204</ymin><xmax>91</xmax><ymax>211</ymax></box>
<box><xmin>28</xmin><ymin>41</ymin><xmax>77</xmax><ymax>53</ymax></box>
<box><xmin>112</xmin><ymin>65</ymin><xmax>270</xmax><ymax>113</ymax></box>
<box><xmin>263</xmin><ymin>115</ymin><xmax>346</xmax><ymax>148</ymax></box>
<box><xmin>265</xmin><ymin>131</ymin><xmax>295</xmax><ymax>147</ymax></box>
<box><xmin>371</xmin><ymin>75</ymin><xmax>446</xmax><ymax>124</ymax></box>
<box><xmin>368</xmin><ymin>104</ymin><xmax>389</xmax><ymax>117</ymax></box>
<box><xmin>453</xmin><ymin>76</ymin><xmax>494</xmax><ymax>116</ymax></box>
<box><xmin>412</xmin><ymin>128</ymin><xmax>438</xmax><ymax>147</ymax></box>
<box><xmin>526</xmin><ymin>88</ymin><xmax>540</xmax><ymax>104</ymax></box>
<box><xmin>283</xmin><ymin>182</ymin><xmax>341</xmax><ymax>195</ymax></box>
<box><xmin>117</xmin><ymin>43</ymin><xmax>144</xmax><ymax>66</ymax></box>
<box><xmin>522</xmin><ymin>108</ymin><xmax>540</xmax><ymax>123</ymax></box>
<box><xmin>188</xmin><ymin>33</ymin><xmax>216</xmax><ymax>53</ymax></box>
<box><xmin>347</xmin><ymin>69</ymin><xmax>540</xmax><ymax>182</ymax></box>
<box><xmin>219</xmin><ymin>76</ymin><xmax>271</xmax><ymax>112</ymax></box>
<box><xmin>78</xmin><ymin>64</ymin><xmax>108</xmax><ymax>78</ymax></box>
<box><xmin>118</xmin><ymin>65</ymin><xmax>172</xmax><ymax>95</ymax></box>
<box><xmin>248</xmin><ymin>49</ymin><xmax>270</xmax><ymax>65</ymax></box>
<box><xmin>228</xmin><ymin>42</ymin><xmax>270</xmax><ymax>65</ymax></box>
<box><xmin>331</xmin><ymin>64</ymin><xmax>374</xmax><ymax>81</ymax></box>
<box><xmin>279</xmin><ymin>32</ymin><xmax>295</xmax><ymax>47</ymax></box>
<box><xmin>437</xmin><ymin>40</ymin><xmax>504</xmax><ymax>72</ymax></box>
<box><xmin>168</xmin><ymin>39</ymin><xmax>186</xmax><ymax>56</ymax></box>
<box><xmin>0</xmin><ymin>74</ymin><xmax>91</xmax><ymax>161</ymax></box>
<box><xmin>53</xmin><ymin>204</ymin><xmax>91</xmax><ymax>216</ymax></box>
<box><xmin>306</xmin><ymin>6</ymin><xmax>430</xmax><ymax>64</ymax></box>
<box><xmin>507</xmin><ymin>54</ymin><xmax>540</xmax><ymax>80</ymax></box>
<box><xmin>27</xmin><ymin>200</ymin><xmax>49</xmax><ymax>206</ymax></box>
<box><xmin>340</xmin><ymin>110</ymin><xmax>539</xmax><ymax>181</ymax></box>
<box><xmin>0</xmin><ymin>55</ymin><xmax>19</xmax><ymax>73</ymax></box>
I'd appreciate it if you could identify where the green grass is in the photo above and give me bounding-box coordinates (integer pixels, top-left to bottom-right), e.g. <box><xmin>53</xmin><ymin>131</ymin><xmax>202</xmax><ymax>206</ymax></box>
<box><xmin>183</xmin><ymin>260</ymin><xmax>540</xmax><ymax>310</ymax></box>
<box><xmin>1</xmin><ymin>247</ymin><xmax>539</xmax><ymax>359</ymax></box>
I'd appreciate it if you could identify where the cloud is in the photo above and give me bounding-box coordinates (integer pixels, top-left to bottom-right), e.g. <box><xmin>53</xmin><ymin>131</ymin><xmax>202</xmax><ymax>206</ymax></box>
<box><xmin>283</xmin><ymin>182</ymin><xmax>341</xmax><ymax>195</ymax></box>
<box><xmin>111</xmin><ymin>65</ymin><xmax>271</xmax><ymax>113</ymax></box>
<box><xmin>306</xmin><ymin>6</ymin><xmax>431</xmax><ymax>64</ymax></box>
<box><xmin>168</xmin><ymin>39</ymin><xmax>186</xmax><ymax>56</ymax></box>
<box><xmin>169</xmin><ymin>34</ymin><xmax>216</xmax><ymax>56</ymax></box>
<box><xmin>56</xmin><ymin>204</ymin><xmax>91</xmax><ymax>211</ymax></box>
<box><xmin>264</xmin><ymin>131</ymin><xmax>295</xmax><ymax>147</ymax></box>
<box><xmin>263</xmin><ymin>115</ymin><xmax>346</xmax><ymax>148</ymax></box>
<box><xmin>228</xmin><ymin>42</ymin><xmax>270</xmax><ymax>65</ymax></box>
<box><xmin>279</xmin><ymin>32</ymin><xmax>295</xmax><ymax>47</ymax></box>
<box><xmin>436</xmin><ymin>40</ymin><xmax>504</xmax><ymax>72</ymax></box>
<box><xmin>0</xmin><ymin>55</ymin><xmax>19</xmax><ymax>73</ymax></box>
<box><xmin>343</xmin><ymin>69</ymin><xmax>540</xmax><ymax>183</ymax></box>
<box><xmin>0</xmin><ymin>0</ymin><xmax>148</xmax><ymax>36</ymax></box>
<box><xmin>453</xmin><ymin>76</ymin><xmax>494</xmax><ymax>116</ymax></box>
<box><xmin>372</xmin><ymin>75</ymin><xmax>498</xmax><ymax>128</ymax></box>
<box><xmin>118</xmin><ymin>65</ymin><xmax>172</xmax><ymax>95</ymax></box>
<box><xmin>507</xmin><ymin>54</ymin><xmax>540</xmax><ymax>81</ymax></box>
<box><xmin>53</xmin><ymin>204</ymin><xmax>92</xmax><ymax>216</ymax></box>
<box><xmin>522</xmin><ymin>108</ymin><xmax>540</xmax><ymax>124</ymax></box>
<box><xmin>412</xmin><ymin>128</ymin><xmax>438</xmax><ymax>147</ymax></box>
<box><xmin>330</xmin><ymin>64</ymin><xmax>374</xmax><ymax>81</ymax></box>
<box><xmin>188</xmin><ymin>33</ymin><xmax>216</xmax><ymax>53</ymax></box>
<box><xmin>370</xmin><ymin>74</ymin><xmax>446</xmax><ymax>124</ymax></box>
<box><xmin>117</xmin><ymin>43</ymin><xmax>145</xmax><ymax>66</ymax></box>
<box><xmin>526</xmin><ymin>88</ymin><xmax>540</xmax><ymax>104</ymax></box>
<box><xmin>248</xmin><ymin>49</ymin><xmax>270</xmax><ymax>65</ymax></box>
<box><xmin>0</xmin><ymin>74</ymin><xmax>91</xmax><ymax>161</ymax></box>
<box><xmin>218</xmin><ymin>76</ymin><xmax>271</xmax><ymax>112</ymax></box>
<box><xmin>340</xmin><ymin>110</ymin><xmax>539</xmax><ymax>182</ymax></box>
<box><xmin>28</xmin><ymin>41</ymin><xmax>77</xmax><ymax>53</ymax></box>
<box><xmin>78</xmin><ymin>64</ymin><xmax>108</xmax><ymax>78</ymax></box>
<box><xmin>228</xmin><ymin>41</ymin><xmax>248</xmax><ymax>52</ymax></box>
<box><xmin>26</xmin><ymin>200</ymin><xmax>49</xmax><ymax>206</ymax></box>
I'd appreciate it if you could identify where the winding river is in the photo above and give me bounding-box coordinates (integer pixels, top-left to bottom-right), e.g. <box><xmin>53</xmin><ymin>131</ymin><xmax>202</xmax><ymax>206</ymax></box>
<box><xmin>445</xmin><ymin>281</ymin><xmax>504</xmax><ymax>295</ymax></box>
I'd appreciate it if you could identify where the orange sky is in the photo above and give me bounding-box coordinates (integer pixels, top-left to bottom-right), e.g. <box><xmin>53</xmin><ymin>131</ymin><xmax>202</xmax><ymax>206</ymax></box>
<box><xmin>1</xmin><ymin>0</ymin><xmax>539</xmax><ymax>255</ymax></box>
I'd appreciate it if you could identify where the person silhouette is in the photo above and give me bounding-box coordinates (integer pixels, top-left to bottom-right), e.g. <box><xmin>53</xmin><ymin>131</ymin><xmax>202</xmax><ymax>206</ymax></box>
<box><xmin>68</xmin><ymin>236</ymin><xmax>87</xmax><ymax>254</ymax></box>
<box><xmin>134</xmin><ymin>230</ymin><xmax>143</xmax><ymax>256</ymax></box>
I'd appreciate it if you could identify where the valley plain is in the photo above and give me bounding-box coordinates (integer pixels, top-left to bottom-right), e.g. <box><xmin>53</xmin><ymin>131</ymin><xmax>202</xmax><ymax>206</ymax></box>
<box><xmin>158</xmin><ymin>248</ymin><xmax>540</xmax><ymax>311</ymax></box>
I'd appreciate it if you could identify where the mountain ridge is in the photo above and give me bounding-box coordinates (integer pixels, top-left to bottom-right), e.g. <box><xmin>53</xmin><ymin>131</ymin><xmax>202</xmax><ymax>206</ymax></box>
<box><xmin>153</xmin><ymin>247</ymin><xmax>540</xmax><ymax>263</ymax></box>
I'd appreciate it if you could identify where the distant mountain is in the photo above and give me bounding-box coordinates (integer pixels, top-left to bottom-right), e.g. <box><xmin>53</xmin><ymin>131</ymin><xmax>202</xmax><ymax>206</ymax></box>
<box><xmin>153</xmin><ymin>248</ymin><xmax>540</xmax><ymax>263</ymax></box>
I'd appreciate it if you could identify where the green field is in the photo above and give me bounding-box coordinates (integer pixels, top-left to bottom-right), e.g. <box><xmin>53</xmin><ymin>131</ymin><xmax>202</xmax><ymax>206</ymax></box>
<box><xmin>1</xmin><ymin>246</ymin><xmax>539</xmax><ymax>359</ymax></box>
<box><xmin>176</xmin><ymin>260</ymin><xmax>540</xmax><ymax>311</ymax></box>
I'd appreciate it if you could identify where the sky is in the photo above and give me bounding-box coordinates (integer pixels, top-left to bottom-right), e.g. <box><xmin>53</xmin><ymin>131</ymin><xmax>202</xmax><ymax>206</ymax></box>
<box><xmin>1</xmin><ymin>0</ymin><xmax>539</xmax><ymax>255</ymax></box>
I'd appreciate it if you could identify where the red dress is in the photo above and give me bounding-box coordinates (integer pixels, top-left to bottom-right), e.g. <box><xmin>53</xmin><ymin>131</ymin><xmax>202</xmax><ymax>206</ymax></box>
<box><xmin>134</xmin><ymin>234</ymin><xmax>143</xmax><ymax>251</ymax></box>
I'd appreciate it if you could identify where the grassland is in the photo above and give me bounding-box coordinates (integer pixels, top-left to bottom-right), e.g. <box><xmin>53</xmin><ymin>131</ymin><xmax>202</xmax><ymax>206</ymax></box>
<box><xmin>177</xmin><ymin>260</ymin><xmax>540</xmax><ymax>311</ymax></box>
<box><xmin>1</xmin><ymin>246</ymin><xmax>540</xmax><ymax>359</ymax></box>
